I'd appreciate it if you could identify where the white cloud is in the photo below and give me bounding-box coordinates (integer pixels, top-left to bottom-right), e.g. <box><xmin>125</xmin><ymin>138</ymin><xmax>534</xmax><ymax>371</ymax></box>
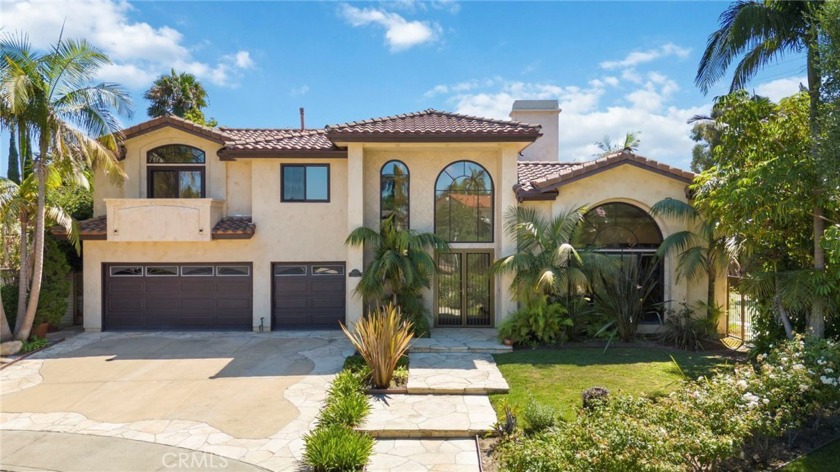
<box><xmin>290</xmin><ymin>85</ymin><xmax>310</xmax><ymax>97</ymax></box>
<box><xmin>754</xmin><ymin>76</ymin><xmax>807</xmax><ymax>102</ymax></box>
<box><xmin>340</xmin><ymin>3</ymin><xmax>441</xmax><ymax>52</ymax></box>
<box><xmin>432</xmin><ymin>75</ymin><xmax>706</xmax><ymax>169</ymax></box>
<box><xmin>0</xmin><ymin>0</ymin><xmax>255</xmax><ymax>88</ymax></box>
<box><xmin>600</xmin><ymin>43</ymin><xmax>691</xmax><ymax>70</ymax></box>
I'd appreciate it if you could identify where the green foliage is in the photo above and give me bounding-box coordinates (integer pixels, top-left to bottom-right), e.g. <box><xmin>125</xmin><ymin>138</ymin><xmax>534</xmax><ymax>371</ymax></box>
<box><xmin>7</xmin><ymin>129</ymin><xmax>20</xmax><ymax>184</ymax></box>
<box><xmin>498</xmin><ymin>296</ymin><xmax>573</xmax><ymax>346</ymax></box>
<box><xmin>340</xmin><ymin>303</ymin><xmax>414</xmax><ymax>389</ymax></box>
<box><xmin>20</xmin><ymin>336</ymin><xmax>48</xmax><ymax>353</ymax></box>
<box><xmin>2</xmin><ymin>283</ymin><xmax>18</xmax><ymax>329</ymax></box>
<box><xmin>493</xmin><ymin>205</ymin><xmax>616</xmax><ymax>303</ymax></box>
<box><xmin>660</xmin><ymin>302</ymin><xmax>716</xmax><ymax>351</ymax></box>
<box><xmin>35</xmin><ymin>236</ymin><xmax>71</xmax><ymax>326</ymax></box>
<box><xmin>522</xmin><ymin>397</ymin><xmax>560</xmax><ymax>435</ymax></box>
<box><xmin>499</xmin><ymin>336</ymin><xmax>840</xmax><ymax>471</ymax></box>
<box><xmin>144</xmin><ymin>68</ymin><xmax>216</xmax><ymax>126</ymax></box>
<box><xmin>319</xmin><ymin>391</ymin><xmax>370</xmax><ymax>428</ymax></box>
<box><xmin>593</xmin><ymin>258</ymin><xmax>660</xmax><ymax>342</ymax></box>
<box><xmin>346</xmin><ymin>214</ymin><xmax>447</xmax><ymax>337</ymax></box>
<box><xmin>302</xmin><ymin>424</ymin><xmax>373</xmax><ymax>472</ymax></box>
<box><xmin>593</xmin><ymin>131</ymin><xmax>641</xmax><ymax>157</ymax></box>
<box><xmin>342</xmin><ymin>354</ymin><xmax>409</xmax><ymax>388</ymax></box>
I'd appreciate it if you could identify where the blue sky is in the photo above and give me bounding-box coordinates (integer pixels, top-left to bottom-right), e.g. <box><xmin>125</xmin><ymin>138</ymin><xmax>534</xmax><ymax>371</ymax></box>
<box><xmin>1</xmin><ymin>1</ymin><xmax>808</xmax><ymax>171</ymax></box>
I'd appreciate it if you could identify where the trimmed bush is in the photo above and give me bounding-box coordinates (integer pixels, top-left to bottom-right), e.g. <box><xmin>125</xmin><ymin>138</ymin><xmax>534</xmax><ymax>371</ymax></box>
<box><xmin>302</xmin><ymin>424</ymin><xmax>374</xmax><ymax>472</ymax></box>
<box><xmin>522</xmin><ymin>397</ymin><xmax>560</xmax><ymax>434</ymax></box>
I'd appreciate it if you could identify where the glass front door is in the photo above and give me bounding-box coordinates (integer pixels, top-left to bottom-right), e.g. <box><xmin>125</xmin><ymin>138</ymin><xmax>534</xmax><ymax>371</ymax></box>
<box><xmin>436</xmin><ymin>251</ymin><xmax>493</xmax><ymax>327</ymax></box>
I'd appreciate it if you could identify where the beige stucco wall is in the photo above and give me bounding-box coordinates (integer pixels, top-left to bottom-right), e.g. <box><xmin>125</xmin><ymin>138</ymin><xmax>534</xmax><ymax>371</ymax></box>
<box><xmin>85</xmin><ymin>127</ymin><xmax>350</xmax><ymax>331</ymax></box>
<box><xmin>526</xmin><ymin>163</ymin><xmax>726</xmax><ymax>332</ymax></box>
<box><xmin>358</xmin><ymin>143</ymin><xmax>521</xmax><ymax>327</ymax></box>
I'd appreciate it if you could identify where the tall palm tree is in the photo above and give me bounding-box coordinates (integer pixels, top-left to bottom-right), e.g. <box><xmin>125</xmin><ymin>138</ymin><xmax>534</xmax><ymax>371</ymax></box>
<box><xmin>650</xmin><ymin>198</ymin><xmax>740</xmax><ymax>319</ymax></box>
<box><xmin>492</xmin><ymin>206</ymin><xmax>617</xmax><ymax>303</ymax></box>
<box><xmin>696</xmin><ymin>0</ymin><xmax>829</xmax><ymax>337</ymax></box>
<box><xmin>593</xmin><ymin>131</ymin><xmax>641</xmax><ymax>157</ymax></box>
<box><xmin>144</xmin><ymin>68</ymin><xmax>213</xmax><ymax>125</ymax></box>
<box><xmin>345</xmin><ymin>214</ymin><xmax>449</xmax><ymax>334</ymax></box>
<box><xmin>0</xmin><ymin>33</ymin><xmax>131</xmax><ymax>341</ymax></box>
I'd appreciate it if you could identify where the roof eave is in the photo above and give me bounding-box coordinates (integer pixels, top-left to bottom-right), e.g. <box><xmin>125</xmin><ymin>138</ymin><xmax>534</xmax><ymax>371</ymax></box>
<box><xmin>217</xmin><ymin>149</ymin><xmax>349</xmax><ymax>160</ymax></box>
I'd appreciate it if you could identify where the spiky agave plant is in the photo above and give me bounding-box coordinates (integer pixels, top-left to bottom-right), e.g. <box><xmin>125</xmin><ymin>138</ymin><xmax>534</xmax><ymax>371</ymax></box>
<box><xmin>340</xmin><ymin>303</ymin><xmax>414</xmax><ymax>389</ymax></box>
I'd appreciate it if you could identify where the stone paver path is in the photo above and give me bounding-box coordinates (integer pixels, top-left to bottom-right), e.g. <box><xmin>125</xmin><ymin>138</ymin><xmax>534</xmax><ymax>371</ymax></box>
<box><xmin>0</xmin><ymin>331</ymin><xmax>353</xmax><ymax>472</ymax></box>
<box><xmin>410</xmin><ymin>329</ymin><xmax>512</xmax><ymax>354</ymax></box>
<box><xmin>368</xmin><ymin>439</ymin><xmax>480</xmax><ymax>472</ymax></box>
<box><xmin>360</xmin><ymin>394</ymin><xmax>497</xmax><ymax>438</ymax></box>
<box><xmin>407</xmin><ymin>352</ymin><xmax>509</xmax><ymax>394</ymax></box>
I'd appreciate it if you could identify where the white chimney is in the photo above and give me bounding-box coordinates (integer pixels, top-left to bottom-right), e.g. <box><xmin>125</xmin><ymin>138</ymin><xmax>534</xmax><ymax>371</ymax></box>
<box><xmin>509</xmin><ymin>100</ymin><xmax>561</xmax><ymax>161</ymax></box>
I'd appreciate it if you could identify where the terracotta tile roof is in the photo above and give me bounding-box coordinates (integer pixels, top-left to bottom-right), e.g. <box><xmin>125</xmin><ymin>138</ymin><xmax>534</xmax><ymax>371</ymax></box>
<box><xmin>515</xmin><ymin>151</ymin><xmax>695</xmax><ymax>201</ymax></box>
<box><xmin>212</xmin><ymin>216</ymin><xmax>256</xmax><ymax>239</ymax></box>
<box><xmin>325</xmin><ymin>109</ymin><xmax>542</xmax><ymax>142</ymax></box>
<box><xmin>51</xmin><ymin>215</ymin><xmax>108</xmax><ymax>240</ymax></box>
<box><xmin>217</xmin><ymin>128</ymin><xmax>343</xmax><ymax>158</ymax></box>
<box><xmin>447</xmin><ymin>193</ymin><xmax>493</xmax><ymax>209</ymax></box>
<box><xmin>121</xmin><ymin>115</ymin><xmax>229</xmax><ymax>144</ymax></box>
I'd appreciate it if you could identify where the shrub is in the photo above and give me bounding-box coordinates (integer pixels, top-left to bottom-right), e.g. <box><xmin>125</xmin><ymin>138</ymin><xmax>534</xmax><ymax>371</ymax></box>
<box><xmin>20</xmin><ymin>336</ymin><xmax>48</xmax><ymax>353</ymax></box>
<box><xmin>302</xmin><ymin>424</ymin><xmax>373</xmax><ymax>472</ymax></box>
<box><xmin>498</xmin><ymin>296</ymin><xmax>573</xmax><ymax>345</ymax></box>
<box><xmin>36</xmin><ymin>236</ymin><xmax>71</xmax><ymax>326</ymax></box>
<box><xmin>319</xmin><ymin>390</ymin><xmax>370</xmax><ymax>428</ymax></box>
<box><xmin>522</xmin><ymin>397</ymin><xmax>559</xmax><ymax>435</ymax></box>
<box><xmin>593</xmin><ymin>260</ymin><xmax>660</xmax><ymax>342</ymax></box>
<box><xmin>340</xmin><ymin>303</ymin><xmax>414</xmax><ymax>389</ymax></box>
<box><xmin>498</xmin><ymin>335</ymin><xmax>840</xmax><ymax>471</ymax></box>
<box><xmin>660</xmin><ymin>302</ymin><xmax>715</xmax><ymax>351</ymax></box>
<box><xmin>328</xmin><ymin>369</ymin><xmax>367</xmax><ymax>398</ymax></box>
<box><xmin>2</xmin><ymin>283</ymin><xmax>18</xmax><ymax>329</ymax></box>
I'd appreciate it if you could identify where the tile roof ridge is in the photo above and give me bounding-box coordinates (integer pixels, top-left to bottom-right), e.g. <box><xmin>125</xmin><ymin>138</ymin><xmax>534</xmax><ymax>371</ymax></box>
<box><xmin>326</xmin><ymin>108</ymin><xmax>541</xmax><ymax>130</ymax></box>
<box><xmin>431</xmin><ymin>109</ymin><xmax>542</xmax><ymax>129</ymax></box>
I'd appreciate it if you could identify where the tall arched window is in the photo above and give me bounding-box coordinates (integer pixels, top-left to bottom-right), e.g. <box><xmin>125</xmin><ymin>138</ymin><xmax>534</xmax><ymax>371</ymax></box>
<box><xmin>147</xmin><ymin>145</ymin><xmax>205</xmax><ymax>198</ymax></box>
<box><xmin>434</xmin><ymin>161</ymin><xmax>494</xmax><ymax>242</ymax></box>
<box><xmin>574</xmin><ymin>202</ymin><xmax>663</xmax><ymax>322</ymax></box>
<box><xmin>380</xmin><ymin>160</ymin><xmax>409</xmax><ymax>230</ymax></box>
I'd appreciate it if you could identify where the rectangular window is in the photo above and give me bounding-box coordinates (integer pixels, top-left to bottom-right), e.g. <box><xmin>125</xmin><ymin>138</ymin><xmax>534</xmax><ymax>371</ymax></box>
<box><xmin>181</xmin><ymin>266</ymin><xmax>214</xmax><ymax>276</ymax></box>
<box><xmin>216</xmin><ymin>266</ymin><xmax>250</xmax><ymax>276</ymax></box>
<box><xmin>145</xmin><ymin>266</ymin><xmax>179</xmax><ymax>276</ymax></box>
<box><xmin>281</xmin><ymin>165</ymin><xmax>329</xmax><ymax>202</ymax></box>
<box><xmin>110</xmin><ymin>266</ymin><xmax>143</xmax><ymax>277</ymax></box>
<box><xmin>274</xmin><ymin>265</ymin><xmax>307</xmax><ymax>276</ymax></box>
<box><xmin>311</xmin><ymin>265</ymin><xmax>344</xmax><ymax>276</ymax></box>
<box><xmin>148</xmin><ymin>168</ymin><xmax>205</xmax><ymax>198</ymax></box>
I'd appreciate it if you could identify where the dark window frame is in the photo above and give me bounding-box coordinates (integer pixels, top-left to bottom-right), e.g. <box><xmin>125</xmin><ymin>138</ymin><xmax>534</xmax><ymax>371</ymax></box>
<box><xmin>281</xmin><ymin>164</ymin><xmax>331</xmax><ymax>203</ymax></box>
<box><xmin>433</xmin><ymin>160</ymin><xmax>495</xmax><ymax>243</ymax></box>
<box><xmin>147</xmin><ymin>166</ymin><xmax>207</xmax><ymax>198</ymax></box>
<box><xmin>146</xmin><ymin>144</ymin><xmax>206</xmax><ymax>164</ymax></box>
<box><xmin>380</xmin><ymin>160</ymin><xmax>410</xmax><ymax>230</ymax></box>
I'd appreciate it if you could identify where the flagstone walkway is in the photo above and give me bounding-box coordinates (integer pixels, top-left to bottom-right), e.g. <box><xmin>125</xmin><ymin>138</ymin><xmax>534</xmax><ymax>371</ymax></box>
<box><xmin>363</xmin><ymin>329</ymin><xmax>510</xmax><ymax>471</ymax></box>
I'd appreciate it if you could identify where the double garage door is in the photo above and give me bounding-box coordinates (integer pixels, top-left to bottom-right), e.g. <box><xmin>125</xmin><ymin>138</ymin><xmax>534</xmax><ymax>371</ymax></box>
<box><xmin>104</xmin><ymin>264</ymin><xmax>253</xmax><ymax>330</ymax></box>
<box><xmin>103</xmin><ymin>262</ymin><xmax>345</xmax><ymax>330</ymax></box>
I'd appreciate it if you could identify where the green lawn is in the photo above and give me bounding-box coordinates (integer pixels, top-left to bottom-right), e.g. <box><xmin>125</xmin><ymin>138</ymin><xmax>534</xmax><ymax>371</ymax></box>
<box><xmin>490</xmin><ymin>347</ymin><xmax>732</xmax><ymax>422</ymax></box>
<box><xmin>781</xmin><ymin>439</ymin><xmax>840</xmax><ymax>472</ymax></box>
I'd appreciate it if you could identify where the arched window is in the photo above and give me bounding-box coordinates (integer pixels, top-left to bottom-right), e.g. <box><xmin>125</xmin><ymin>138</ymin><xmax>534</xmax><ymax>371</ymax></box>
<box><xmin>146</xmin><ymin>145</ymin><xmax>205</xmax><ymax>198</ymax></box>
<box><xmin>574</xmin><ymin>202</ymin><xmax>663</xmax><ymax>322</ymax></box>
<box><xmin>434</xmin><ymin>161</ymin><xmax>494</xmax><ymax>242</ymax></box>
<box><xmin>573</xmin><ymin>202</ymin><xmax>663</xmax><ymax>249</ymax></box>
<box><xmin>380</xmin><ymin>160</ymin><xmax>409</xmax><ymax>230</ymax></box>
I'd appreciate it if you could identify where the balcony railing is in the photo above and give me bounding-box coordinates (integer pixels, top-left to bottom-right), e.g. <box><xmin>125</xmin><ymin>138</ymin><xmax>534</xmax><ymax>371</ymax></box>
<box><xmin>105</xmin><ymin>198</ymin><xmax>224</xmax><ymax>242</ymax></box>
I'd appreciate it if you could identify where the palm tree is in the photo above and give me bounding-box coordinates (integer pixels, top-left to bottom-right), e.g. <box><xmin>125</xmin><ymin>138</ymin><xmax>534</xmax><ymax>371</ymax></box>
<box><xmin>696</xmin><ymin>0</ymin><xmax>829</xmax><ymax>337</ymax></box>
<box><xmin>492</xmin><ymin>206</ymin><xmax>617</xmax><ymax>303</ymax></box>
<box><xmin>594</xmin><ymin>131</ymin><xmax>641</xmax><ymax>157</ymax></box>
<box><xmin>345</xmin><ymin>214</ymin><xmax>449</xmax><ymax>335</ymax></box>
<box><xmin>0</xmin><ymin>33</ymin><xmax>131</xmax><ymax>341</ymax></box>
<box><xmin>144</xmin><ymin>68</ymin><xmax>215</xmax><ymax>126</ymax></box>
<box><xmin>650</xmin><ymin>198</ymin><xmax>740</xmax><ymax>320</ymax></box>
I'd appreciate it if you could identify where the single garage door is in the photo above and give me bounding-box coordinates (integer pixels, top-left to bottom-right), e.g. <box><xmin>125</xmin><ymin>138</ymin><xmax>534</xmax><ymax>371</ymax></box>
<box><xmin>104</xmin><ymin>263</ymin><xmax>253</xmax><ymax>330</ymax></box>
<box><xmin>273</xmin><ymin>262</ymin><xmax>345</xmax><ymax>329</ymax></box>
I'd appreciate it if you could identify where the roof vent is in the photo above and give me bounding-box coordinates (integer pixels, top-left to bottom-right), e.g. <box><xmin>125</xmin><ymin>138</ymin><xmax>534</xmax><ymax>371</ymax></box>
<box><xmin>299</xmin><ymin>107</ymin><xmax>305</xmax><ymax>130</ymax></box>
<box><xmin>622</xmin><ymin>147</ymin><xmax>633</xmax><ymax>154</ymax></box>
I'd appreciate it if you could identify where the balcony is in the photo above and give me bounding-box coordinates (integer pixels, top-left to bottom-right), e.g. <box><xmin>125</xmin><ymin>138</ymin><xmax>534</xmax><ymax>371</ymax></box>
<box><xmin>105</xmin><ymin>198</ymin><xmax>224</xmax><ymax>242</ymax></box>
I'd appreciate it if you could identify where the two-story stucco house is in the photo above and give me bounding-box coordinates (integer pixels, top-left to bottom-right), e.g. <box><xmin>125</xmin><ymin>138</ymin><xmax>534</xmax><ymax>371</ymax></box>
<box><xmin>74</xmin><ymin>99</ymin><xmax>720</xmax><ymax>333</ymax></box>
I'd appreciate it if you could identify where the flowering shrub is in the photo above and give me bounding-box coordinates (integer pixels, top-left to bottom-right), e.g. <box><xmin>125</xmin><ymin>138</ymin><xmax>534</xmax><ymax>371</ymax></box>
<box><xmin>499</xmin><ymin>336</ymin><xmax>840</xmax><ymax>471</ymax></box>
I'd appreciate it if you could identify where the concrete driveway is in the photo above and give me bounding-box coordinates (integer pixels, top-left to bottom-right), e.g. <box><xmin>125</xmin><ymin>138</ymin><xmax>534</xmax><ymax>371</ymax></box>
<box><xmin>0</xmin><ymin>331</ymin><xmax>351</xmax><ymax>471</ymax></box>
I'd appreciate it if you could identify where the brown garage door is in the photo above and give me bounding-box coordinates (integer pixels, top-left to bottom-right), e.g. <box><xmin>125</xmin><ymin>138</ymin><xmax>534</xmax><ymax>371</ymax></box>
<box><xmin>104</xmin><ymin>263</ymin><xmax>252</xmax><ymax>330</ymax></box>
<box><xmin>272</xmin><ymin>262</ymin><xmax>345</xmax><ymax>329</ymax></box>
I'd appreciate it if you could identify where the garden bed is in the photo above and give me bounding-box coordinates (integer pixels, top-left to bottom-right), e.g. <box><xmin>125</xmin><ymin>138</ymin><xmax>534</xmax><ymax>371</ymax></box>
<box><xmin>343</xmin><ymin>354</ymin><xmax>409</xmax><ymax>393</ymax></box>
